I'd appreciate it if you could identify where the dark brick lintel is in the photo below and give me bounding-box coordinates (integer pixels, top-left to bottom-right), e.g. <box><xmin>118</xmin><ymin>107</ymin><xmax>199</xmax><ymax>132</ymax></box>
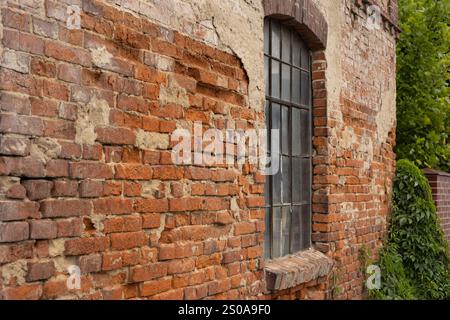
<box><xmin>263</xmin><ymin>0</ymin><xmax>328</xmax><ymax>50</ymax></box>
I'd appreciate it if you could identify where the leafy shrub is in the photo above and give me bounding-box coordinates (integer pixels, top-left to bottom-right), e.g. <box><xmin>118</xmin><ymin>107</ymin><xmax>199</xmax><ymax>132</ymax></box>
<box><xmin>370</xmin><ymin>160</ymin><xmax>450</xmax><ymax>299</ymax></box>
<box><xmin>396</xmin><ymin>0</ymin><xmax>450</xmax><ymax>171</ymax></box>
<box><xmin>369</xmin><ymin>245</ymin><xmax>415</xmax><ymax>300</ymax></box>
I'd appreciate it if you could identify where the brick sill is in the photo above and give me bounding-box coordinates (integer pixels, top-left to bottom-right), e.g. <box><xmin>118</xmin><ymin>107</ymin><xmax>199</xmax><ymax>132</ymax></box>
<box><xmin>264</xmin><ymin>248</ymin><xmax>333</xmax><ymax>291</ymax></box>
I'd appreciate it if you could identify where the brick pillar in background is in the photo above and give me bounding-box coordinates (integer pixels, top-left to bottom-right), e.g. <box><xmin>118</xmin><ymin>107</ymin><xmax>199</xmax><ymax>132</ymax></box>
<box><xmin>424</xmin><ymin>169</ymin><xmax>450</xmax><ymax>252</ymax></box>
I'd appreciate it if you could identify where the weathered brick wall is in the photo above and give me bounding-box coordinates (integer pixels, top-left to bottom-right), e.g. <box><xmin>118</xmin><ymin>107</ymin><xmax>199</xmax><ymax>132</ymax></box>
<box><xmin>424</xmin><ymin>169</ymin><xmax>450</xmax><ymax>252</ymax></box>
<box><xmin>262</xmin><ymin>0</ymin><xmax>398</xmax><ymax>300</ymax></box>
<box><xmin>0</xmin><ymin>0</ymin><xmax>398</xmax><ymax>300</ymax></box>
<box><xmin>0</xmin><ymin>0</ymin><xmax>267</xmax><ymax>299</ymax></box>
<box><xmin>315</xmin><ymin>0</ymin><xmax>398</xmax><ymax>299</ymax></box>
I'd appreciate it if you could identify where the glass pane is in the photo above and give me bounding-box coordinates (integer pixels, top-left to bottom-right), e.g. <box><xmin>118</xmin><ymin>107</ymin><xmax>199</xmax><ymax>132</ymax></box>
<box><xmin>272</xmin><ymin>207</ymin><xmax>282</xmax><ymax>258</ymax></box>
<box><xmin>301</xmin><ymin>43</ymin><xmax>309</xmax><ymax>70</ymax></box>
<box><xmin>291</xmin><ymin>205</ymin><xmax>301</xmax><ymax>253</ymax></box>
<box><xmin>300</xmin><ymin>204</ymin><xmax>311</xmax><ymax>249</ymax></box>
<box><xmin>271</xmin><ymin>20</ymin><xmax>280</xmax><ymax>59</ymax></box>
<box><xmin>271</xmin><ymin>60</ymin><xmax>280</xmax><ymax>99</ymax></box>
<box><xmin>301</xmin><ymin>158</ymin><xmax>311</xmax><ymax>203</ymax></box>
<box><xmin>265</xmin><ymin>101</ymin><xmax>270</xmax><ymax>153</ymax></box>
<box><xmin>272</xmin><ymin>155</ymin><xmax>281</xmax><ymax>205</ymax></box>
<box><xmin>271</xmin><ymin>103</ymin><xmax>281</xmax><ymax>205</ymax></box>
<box><xmin>281</xmin><ymin>63</ymin><xmax>290</xmax><ymax>102</ymax></box>
<box><xmin>282</xmin><ymin>156</ymin><xmax>291</xmax><ymax>203</ymax></box>
<box><xmin>292</xmin><ymin>108</ymin><xmax>301</xmax><ymax>156</ymax></box>
<box><xmin>264</xmin><ymin>56</ymin><xmax>269</xmax><ymax>96</ymax></box>
<box><xmin>301</xmin><ymin>71</ymin><xmax>310</xmax><ymax>106</ymax></box>
<box><xmin>292</xmin><ymin>69</ymin><xmax>300</xmax><ymax>104</ymax></box>
<box><xmin>265</xmin><ymin>174</ymin><xmax>271</xmax><ymax>205</ymax></box>
<box><xmin>281</xmin><ymin>25</ymin><xmax>291</xmax><ymax>62</ymax></box>
<box><xmin>271</xmin><ymin>103</ymin><xmax>280</xmax><ymax>131</ymax></box>
<box><xmin>281</xmin><ymin>106</ymin><xmax>289</xmax><ymax>154</ymax></box>
<box><xmin>300</xmin><ymin>109</ymin><xmax>310</xmax><ymax>155</ymax></box>
<box><xmin>292</xmin><ymin>33</ymin><xmax>301</xmax><ymax>67</ymax></box>
<box><xmin>264</xmin><ymin>20</ymin><xmax>270</xmax><ymax>54</ymax></box>
<box><xmin>281</xmin><ymin>207</ymin><xmax>291</xmax><ymax>256</ymax></box>
<box><xmin>264</xmin><ymin>207</ymin><xmax>271</xmax><ymax>258</ymax></box>
<box><xmin>292</xmin><ymin>157</ymin><xmax>301</xmax><ymax>203</ymax></box>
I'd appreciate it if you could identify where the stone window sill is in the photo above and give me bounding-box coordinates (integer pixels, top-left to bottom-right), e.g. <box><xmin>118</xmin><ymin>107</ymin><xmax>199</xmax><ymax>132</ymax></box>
<box><xmin>264</xmin><ymin>248</ymin><xmax>333</xmax><ymax>291</ymax></box>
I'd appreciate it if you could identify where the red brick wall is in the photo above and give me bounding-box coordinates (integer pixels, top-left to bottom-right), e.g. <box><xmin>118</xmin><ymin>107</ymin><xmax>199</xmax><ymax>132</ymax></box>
<box><xmin>424</xmin><ymin>169</ymin><xmax>450</xmax><ymax>252</ymax></box>
<box><xmin>0</xmin><ymin>0</ymin><xmax>399</xmax><ymax>300</ymax></box>
<box><xmin>0</xmin><ymin>0</ymin><xmax>267</xmax><ymax>300</ymax></box>
<box><xmin>263</xmin><ymin>0</ymin><xmax>399</xmax><ymax>300</ymax></box>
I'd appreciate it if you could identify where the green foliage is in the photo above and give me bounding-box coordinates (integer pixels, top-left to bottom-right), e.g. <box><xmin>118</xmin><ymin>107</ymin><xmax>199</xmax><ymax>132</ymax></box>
<box><xmin>371</xmin><ymin>160</ymin><xmax>450</xmax><ymax>299</ymax></box>
<box><xmin>396</xmin><ymin>0</ymin><xmax>450</xmax><ymax>171</ymax></box>
<box><xmin>369</xmin><ymin>245</ymin><xmax>416</xmax><ymax>300</ymax></box>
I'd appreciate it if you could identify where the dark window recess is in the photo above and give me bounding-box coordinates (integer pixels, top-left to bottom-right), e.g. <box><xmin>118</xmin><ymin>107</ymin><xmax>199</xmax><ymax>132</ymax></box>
<box><xmin>263</xmin><ymin>18</ymin><xmax>313</xmax><ymax>259</ymax></box>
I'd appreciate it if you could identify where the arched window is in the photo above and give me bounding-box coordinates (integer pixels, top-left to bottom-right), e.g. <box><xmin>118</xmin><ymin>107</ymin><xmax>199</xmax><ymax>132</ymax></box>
<box><xmin>264</xmin><ymin>17</ymin><xmax>312</xmax><ymax>259</ymax></box>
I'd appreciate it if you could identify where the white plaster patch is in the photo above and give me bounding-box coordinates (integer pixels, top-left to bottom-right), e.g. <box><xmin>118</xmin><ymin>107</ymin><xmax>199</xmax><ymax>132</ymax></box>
<box><xmin>0</xmin><ymin>176</ymin><xmax>20</xmax><ymax>195</ymax></box>
<box><xmin>1</xmin><ymin>138</ymin><xmax>29</xmax><ymax>156</ymax></box>
<box><xmin>90</xmin><ymin>46</ymin><xmax>113</xmax><ymax>68</ymax></box>
<box><xmin>376</xmin><ymin>79</ymin><xmax>396</xmax><ymax>144</ymax></box>
<box><xmin>54</xmin><ymin>256</ymin><xmax>78</xmax><ymax>273</ymax></box>
<box><xmin>0</xmin><ymin>49</ymin><xmax>29</xmax><ymax>73</ymax></box>
<box><xmin>49</xmin><ymin>238</ymin><xmax>66</xmax><ymax>257</ymax></box>
<box><xmin>159</xmin><ymin>75</ymin><xmax>189</xmax><ymax>107</ymax></box>
<box><xmin>141</xmin><ymin>180</ymin><xmax>161</xmax><ymax>198</ymax></box>
<box><xmin>75</xmin><ymin>95</ymin><xmax>110</xmax><ymax>145</ymax></box>
<box><xmin>2</xmin><ymin>260</ymin><xmax>27</xmax><ymax>285</ymax></box>
<box><xmin>30</xmin><ymin>137</ymin><xmax>61</xmax><ymax>164</ymax></box>
<box><xmin>88</xmin><ymin>214</ymin><xmax>105</xmax><ymax>235</ymax></box>
<box><xmin>135</xmin><ymin>129</ymin><xmax>170</xmax><ymax>150</ymax></box>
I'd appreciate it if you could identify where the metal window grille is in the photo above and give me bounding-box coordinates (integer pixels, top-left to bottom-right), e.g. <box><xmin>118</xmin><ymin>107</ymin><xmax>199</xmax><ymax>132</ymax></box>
<box><xmin>263</xmin><ymin>17</ymin><xmax>313</xmax><ymax>259</ymax></box>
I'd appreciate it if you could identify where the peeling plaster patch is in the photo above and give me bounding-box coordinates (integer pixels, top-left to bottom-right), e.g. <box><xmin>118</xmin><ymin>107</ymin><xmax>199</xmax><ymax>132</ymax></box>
<box><xmin>339</xmin><ymin>127</ymin><xmax>374</xmax><ymax>171</ymax></box>
<box><xmin>142</xmin><ymin>180</ymin><xmax>161</xmax><ymax>198</ymax></box>
<box><xmin>1</xmin><ymin>137</ymin><xmax>29</xmax><ymax>156</ymax></box>
<box><xmin>75</xmin><ymin>95</ymin><xmax>110</xmax><ymax>145</ymax></box>
<box><xmin>88</xmin><ymin>214</ymin><xmax>104</xmax><ymax>234</ymax></box>
<box><xmin>71</xmin><ymin>87</ymin><xmax>91</xmax><ymax>104</ymax></box>
<box><xmin>151</xmin><ymin>213</ymin><xmax>167</xmax><ymax>242</ymax></box>
<box><xmin>54</xmin><ymin>256</ymin><xmax>78</xmax><ymax>273</ymax></box>
<box><xmin>376</xmin><ymin>79</ymin><xmax>396</xmax><ymax>144</ymax></box>
<box><xmin>230</xmin><ymin>197</ymin><xmax>239</xmax><ymax>211</ymax></box>
<box><xmin>49</xmin><ymin>238</ymin><xmax>66</xmax><ymax>257</ymax></box>
<box><xmin>90</xmin><ymin>46</ymin><xmax>113</xmax><ymax>68</ymax></box>
<box><xmin>159</xmin><ymin>75</ymin><xmax>189</xmax><ymax>107</ymax></box>
<box><xmin>314</xmin><ymin>0</ymin><xmax>344</xmax><ymax>123</ymax></box>
<box><xmin>359</xmin><ymin>134</ymin><xmax>374</xmax><ymax>171</ymax></box>
<box><xmin>2</xmin><ymin>260</ymin><xmax>27</xmax><ymax>285</ymax></box>
<box><xmin>122</xmin><ymin>0</ymin><xmax>265</xmax><ymax>111</ymax></box>
<box><xmin>187</xmin><ymin>0</ymin><xmax>264</xmax><ymax>109</ymax></box>
<box><xmin>29</xmin><ymin>137</ymin><xmax>61</xmax><ymax>164</ymax></box>
<box><xmin>0</xmin><ymin>176</ymin><xmax>20</xmax><ymax>195</ymax></box>
<box><xmin>340</xmin><ymin>126</ymin><xmax>356</xmax><ymax>150</ymax></box>
<box><xmin>135</xmin><ymin>129</ymin><xmax>169</xmax><ymax>150</ymax></box>
<box><xmin>0</xmin><ymin>49</ymin><xmax>29</xmax><ymax>73</ymax></box>
<box><xmin>144</xmin><ymin>52</ymin><xmax>174</xmax><ymax>72</ymax></box>
<box><xmin>230</xmin><ymin>197</ymin><xmax>240</xmax><ymax>221</ymax></box>
<box><xmin>7</xmin><ymin>0</ymin><xmax>45</xmax><ymax>16</ymax></box>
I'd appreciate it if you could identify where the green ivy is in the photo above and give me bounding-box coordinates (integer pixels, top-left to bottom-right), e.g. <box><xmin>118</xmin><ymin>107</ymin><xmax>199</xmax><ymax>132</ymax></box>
<box><xmin>370</xmin><ymin>160</ymin><xmax>450</xmax><ymax>299</ymax></box>
<box><xmin>396</xmin><ymin>0</ymin><xmax>450</xmax><ymax>171</ymax></box>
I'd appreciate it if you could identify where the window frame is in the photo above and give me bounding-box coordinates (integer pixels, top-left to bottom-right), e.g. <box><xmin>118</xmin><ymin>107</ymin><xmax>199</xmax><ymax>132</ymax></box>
<box><xmin>264</xmin><ymin>17</ymin><xmax>314</xmax><ymax>260</ymax></box>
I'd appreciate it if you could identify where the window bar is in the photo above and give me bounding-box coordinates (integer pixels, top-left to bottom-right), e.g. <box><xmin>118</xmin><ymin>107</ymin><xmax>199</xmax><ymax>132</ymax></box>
<box><xmin>307</xmin><ymin>50</ymin><xmax>313</xmax><ymax>249</ymax></box>
<box><xmin>288</xmin><ymin>28</ymin><xmax>294</xmax><ymax>254</ymax></box>
<box><xmin>268</xmin><ymin>18</ymin><xmax>273</xmax><ymax>259</ymax></box>
<box><xmin>277</xmin><ymin>20</ymin><xmax>283</xmax><ymax>258</ymax></box>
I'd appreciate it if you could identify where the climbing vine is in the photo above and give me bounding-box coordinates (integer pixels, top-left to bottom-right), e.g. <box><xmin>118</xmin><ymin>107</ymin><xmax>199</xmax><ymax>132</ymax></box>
<box><xmin>370</xmin><ymin>160</ymin><xmax>450</xmax><ymax>299</ymax></box>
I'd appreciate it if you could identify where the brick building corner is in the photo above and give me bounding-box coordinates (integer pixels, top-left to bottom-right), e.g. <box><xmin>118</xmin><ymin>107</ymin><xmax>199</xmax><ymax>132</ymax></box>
<box><xmin>0</xmin><ymin>0</ymin><xmax>399</xmax><ymax>300</ymax></box>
